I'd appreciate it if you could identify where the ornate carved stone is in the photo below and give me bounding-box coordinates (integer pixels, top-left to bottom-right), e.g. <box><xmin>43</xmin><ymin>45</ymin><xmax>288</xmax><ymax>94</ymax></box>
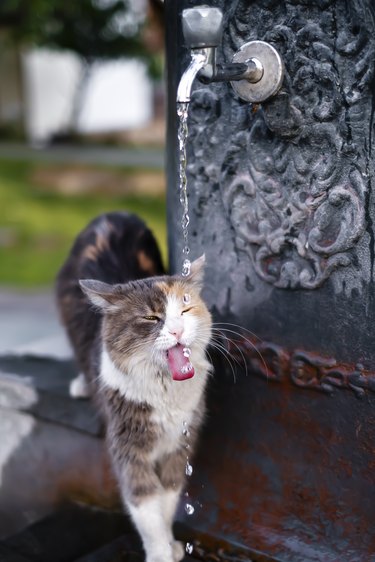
<box><xmin>225</xmin><ymin>335</ymin><xmax>375</xmax><ymax>398</ymax></box>
<box><xmin>185</xmin><ymin>0</ymin><xmax>375</xmax><ymax>290</ymax></box>
<box><xmin>167</xmin><ymin>2</ymin><xmax>375</xmax><ymax>560</ymax></box>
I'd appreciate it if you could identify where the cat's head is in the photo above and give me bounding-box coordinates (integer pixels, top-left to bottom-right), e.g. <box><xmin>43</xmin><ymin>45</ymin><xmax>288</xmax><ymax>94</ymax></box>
<box><xmin>79</xmin><ymin>256</ymin><xmax>211</xmax><ymax>380</ymax></box>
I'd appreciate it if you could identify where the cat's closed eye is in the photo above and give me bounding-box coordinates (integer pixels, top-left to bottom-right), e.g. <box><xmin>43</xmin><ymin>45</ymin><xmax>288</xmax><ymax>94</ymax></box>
<box><xmin>143</xmin><ymin>315</ymin><xmax>161</xmax><ymax>322</ymax></box>
<box><xmin>181</xmin><ymin>307</ymin><xmax>194</xmax><ymax>315</ymax></box>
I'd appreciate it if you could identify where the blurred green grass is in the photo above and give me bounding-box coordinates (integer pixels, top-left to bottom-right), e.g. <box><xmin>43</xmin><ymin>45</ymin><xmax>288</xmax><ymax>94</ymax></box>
<box><xmin>0</xmin><ymin>159</ymin><xmax>167</xmax><ymax>287</ymax></box>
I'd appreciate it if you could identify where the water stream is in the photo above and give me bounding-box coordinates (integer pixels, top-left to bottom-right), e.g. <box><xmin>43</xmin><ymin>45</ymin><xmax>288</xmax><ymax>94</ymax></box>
<box><xmin>178</xmin><ymin>101</ymin><xmax>198</xmax><ymax>556</ymax></box>
<box><xmin>182</xmin><ymin>420</ymin><xmax>194</xmax><ymax>514</ymax></box>
<box><xmin>177</xmin><ymin>101</ymin><xmax>191</xmax><ymax>277</ymax></box>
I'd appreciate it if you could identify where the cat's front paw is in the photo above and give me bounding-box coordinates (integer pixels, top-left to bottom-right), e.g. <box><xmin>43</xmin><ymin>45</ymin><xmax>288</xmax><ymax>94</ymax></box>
<box><xmin>69</xmin><ymin>373</ymin><xmax>90</xmax><ymax>399</ymax></box>
<box><xmin>172</xmin><ymin>540</ymin><xmax>184</xmax><ymax>561</ymax></box>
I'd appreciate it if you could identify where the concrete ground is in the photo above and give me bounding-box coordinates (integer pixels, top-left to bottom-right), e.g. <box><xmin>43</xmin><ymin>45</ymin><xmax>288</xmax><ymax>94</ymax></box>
<box><xmin>0</xmin><ymin>289</ymin><xmax>71</xmax><ymax>359</ymax></box>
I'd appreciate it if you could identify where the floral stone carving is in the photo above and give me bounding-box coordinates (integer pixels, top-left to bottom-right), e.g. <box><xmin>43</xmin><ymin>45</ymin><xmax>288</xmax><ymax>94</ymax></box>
<box><xmin>187</xmin><ymin>0</ymin><xmax>375</xmax><ymax>290</ymax></box>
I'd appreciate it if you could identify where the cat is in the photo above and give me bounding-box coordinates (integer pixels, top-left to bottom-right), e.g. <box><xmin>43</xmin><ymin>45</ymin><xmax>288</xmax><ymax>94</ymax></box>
<box><xmin>56</xmin><ymin>211</ymin><xmax>212</xmax><ymax>562</ymax></box>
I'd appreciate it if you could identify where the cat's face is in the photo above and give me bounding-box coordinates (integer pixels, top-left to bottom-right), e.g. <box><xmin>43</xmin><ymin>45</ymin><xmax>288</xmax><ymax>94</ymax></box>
<box><xmin>80</xmin><ymin>256</ymin><xmax>212</xmax><ymax>379</ymax></box>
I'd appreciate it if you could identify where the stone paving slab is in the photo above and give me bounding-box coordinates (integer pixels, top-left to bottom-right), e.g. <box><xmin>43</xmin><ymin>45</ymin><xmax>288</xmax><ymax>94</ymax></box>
<box><xmin>0</xmin><ymin>544</ymin><xmax>32</xmax><ymax>562</ymax></box>
<box><xmin>75</xmin><ymin>536</ymin><xmax>144</xmax><ymax>562</ymax></box>
<box><xmin>0</xmin><ymin>289</ymin><xmax>71</xmax><ymax>359</ymax></box>
<box><xmin>0</xmin><ymin>407</ymin><xmax>118</xmax><ymax>540</ymax></box>
<box><xmin>2</xmin><ymin>505</ymin><xmax>129</xmax><ymax>562</ymax></box>
<box><xmin>0</xmin><ymin>355</ymin><xmax>100</xmax><ymax>435</ymax></box>
<box><xmin>1</xmin><ymin>504</ymin><xmax>199</xmax><ymax>562</ymax></box>
<box><xmin>0</xmin><ymin>355</ymin><xmax>116</xmax><ymax>539</ymax></box>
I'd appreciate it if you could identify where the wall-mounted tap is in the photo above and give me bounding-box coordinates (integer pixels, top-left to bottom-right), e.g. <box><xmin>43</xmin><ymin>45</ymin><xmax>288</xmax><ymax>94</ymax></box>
<box><xmin>177</xmin><ymin>6</ymin><xmax>284</xmax><ymax>104</ymax></box>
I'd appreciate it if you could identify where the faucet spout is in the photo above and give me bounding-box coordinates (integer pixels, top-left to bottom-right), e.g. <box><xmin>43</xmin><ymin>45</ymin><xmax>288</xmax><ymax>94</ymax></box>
<box><xmin>177</xmin><ymin>50</ymin><xmax>209</xmax><ymax>104</ymax></box>
<box><xmin>178</xmin><ymin>5</ymin><xmax>284</xmax><ymax>104</ymax></box>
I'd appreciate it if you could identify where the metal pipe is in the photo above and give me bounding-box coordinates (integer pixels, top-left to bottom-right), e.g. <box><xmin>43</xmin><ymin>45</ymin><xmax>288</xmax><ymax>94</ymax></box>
<box><xmin>176</xmin><ymin>50</ymin><xmax>209</xmax><ymax>103</ymax></box>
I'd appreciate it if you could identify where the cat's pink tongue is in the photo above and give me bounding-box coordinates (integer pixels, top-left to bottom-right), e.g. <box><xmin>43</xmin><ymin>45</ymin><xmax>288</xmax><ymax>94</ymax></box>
<box><xmin>167</xmin><ymin>344</ymin><xmax>194</xmax><ymax>381</ymax></box>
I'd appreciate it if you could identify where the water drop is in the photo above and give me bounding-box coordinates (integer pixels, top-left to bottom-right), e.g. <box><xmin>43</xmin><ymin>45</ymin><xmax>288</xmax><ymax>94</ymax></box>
<box><xmin>182</xmin><ymin>421</ymin><xmax>191</xmax><ymax>438</ymax></box>
<box><xmin>185</xmin><ymin>503</ymin><xmax>195</xmax><ymax>515</ymax></box>
<box><xmin>182</xmin><ymin>213</ymin><xmax>190</xmax><ymax>230</ymax></box>
<box><xmin>186</xmin><ymin>542</ymin><xmax>194</xmax><ymax>554</ymax></box>
<box><xmin>182</xmin><ymin>259</ymin><xmax>191</xmax><ymax>277</ymax></box>
<box><xmin>185</xmin><ymin>460</ymin><xmax>193</xmax><ymax>476</ymax></box>
<box><xmin>183</xmin><ymin>347</ymin><xmax>191</xmax><ymax>358</ymax></box>
<box><xmin>181</xmin><ymin>362</ymin><xmax>193</xmax><ymax>374</ymax></box>
<box><xmin>183</xmin><ymin>293</ymin><xmax>191</xmax><ymax>305</ymax></box>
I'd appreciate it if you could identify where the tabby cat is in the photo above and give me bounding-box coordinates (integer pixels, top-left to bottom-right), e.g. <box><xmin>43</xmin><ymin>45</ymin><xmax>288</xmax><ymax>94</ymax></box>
<box><xmin>56</xmin><ymin>212</ymin><xmax>212</xmax><ymax>562</ymax></box>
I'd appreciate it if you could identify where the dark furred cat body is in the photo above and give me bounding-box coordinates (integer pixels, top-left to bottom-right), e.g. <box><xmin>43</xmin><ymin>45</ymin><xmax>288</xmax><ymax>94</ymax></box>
<box><xmin>56</xmin><ymin>212</ymin><xmax>165</xmax><ymax>392</ymax></box>
<box><xmin>56</xmin><ymin>212</ymin><xmax>212</xmax><ymax>562</ymax></box>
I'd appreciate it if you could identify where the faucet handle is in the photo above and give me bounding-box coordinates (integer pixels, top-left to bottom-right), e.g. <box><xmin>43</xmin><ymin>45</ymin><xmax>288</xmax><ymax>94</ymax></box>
<box><xmin>182</xmin><ymin>6</ymin><xmax>223</xmax><ymax>49</ymax></box>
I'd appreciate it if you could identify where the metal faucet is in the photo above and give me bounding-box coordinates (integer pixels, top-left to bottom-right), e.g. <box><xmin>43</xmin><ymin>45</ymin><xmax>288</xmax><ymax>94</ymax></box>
<box><xmin>177</xmin><ymin>6</ymin><xmax>284</xmax><ymax>104</ymax></box>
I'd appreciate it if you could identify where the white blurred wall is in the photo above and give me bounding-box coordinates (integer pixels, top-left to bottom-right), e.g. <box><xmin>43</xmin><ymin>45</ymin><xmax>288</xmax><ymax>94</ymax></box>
<box><xmin>22</xmin><ymin>50</ymin><xmax>81</xmax><ymax>143</ymax></box>
<box><xmin>77</xmin><ymin>59</ymin><xmax>152</xmax><ymax>134</ymax></box>
<box><xmin>22</xmin><ymin>48</ymin><xmax>153</xmax><ymax>143</ymax></box>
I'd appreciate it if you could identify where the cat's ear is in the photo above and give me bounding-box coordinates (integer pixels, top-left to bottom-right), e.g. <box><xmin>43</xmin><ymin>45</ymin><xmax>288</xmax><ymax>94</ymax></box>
<box><xmin>79</xmin><ymin>279</ymin><xmax>124</xmax><ymax>312</ymax></box>
<box><xmin>187</xmin><ymin>254</ymin><xmax>206</xmax><ymax>292</ymax></box>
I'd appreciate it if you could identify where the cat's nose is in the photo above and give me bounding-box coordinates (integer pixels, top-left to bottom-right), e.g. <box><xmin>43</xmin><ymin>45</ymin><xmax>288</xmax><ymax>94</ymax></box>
<box><xmin>167</xmin><ymin>320</ymin><xmax>184</xmax><ymax>340</ymax></box>
<box><xmin>169</xmin><ymin>327</ymin><xmax>183</xmax><ymax>340</ymax></box>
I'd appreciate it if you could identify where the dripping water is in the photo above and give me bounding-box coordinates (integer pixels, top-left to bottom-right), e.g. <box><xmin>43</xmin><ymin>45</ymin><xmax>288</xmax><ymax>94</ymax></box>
<box><xmin>182</xmin><ymin>420</ymin><xmax>195</xmax><ymax>525</ymax></box>
<box><xmin>182</xmin><ymin>420</ymin><xmax>190</xmax><ymax>439</ymax></box>
<box><xmin>178</xmin><ymin>103</ymin><xmax>199</xmax><ymax>552</ymax></box>
<box><xmin>177</xmin><ymin>101</ymin><xmax>191</xmax><ymax>277</ymax></box>
<box><xmin>185</xmin><ymin>503</ymin><xmax>195</xmax><ymax>516</ymax></box>
<box><xmin>177</xmin><ymin>111</ymin><xmax>193</xmax><ymax>368</ymax></box>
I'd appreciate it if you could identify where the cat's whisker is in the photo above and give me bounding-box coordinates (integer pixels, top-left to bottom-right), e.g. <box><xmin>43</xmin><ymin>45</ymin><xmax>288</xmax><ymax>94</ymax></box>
<box><xmin>212</xmin><ymin>322</ymin><xmax>264</xmax><ymax>343</ymax></box>
<box><xmin>209</xmin><ymin>327</ymin><xmax>269</xmax><ymax>381</ymax></box>
<box><xmin>209</xmin><ymin>335</ymin><xmax>242</xmax><ymax>369</ymax></box>
<box><xmin>213</xmin><ymin>331</ymin><xmax>249</xmax><ymax>379</ymax></box>
<box><xmin>196</xmin><ymin>335</ymin><xmax>240</xmax><ymax>384</ymax></box>
<box><xmin>208</xmin><ymin>341</ymin><xmax>238</xmax><ymax>384</ymax></box>
<box><xmin>204</xmin><ymin>349</ymin><xmax>216</xmax><ymax>374</ymax></box>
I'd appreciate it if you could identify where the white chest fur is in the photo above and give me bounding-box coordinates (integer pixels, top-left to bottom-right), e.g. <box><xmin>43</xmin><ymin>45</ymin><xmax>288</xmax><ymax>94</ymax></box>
<box><xmin>100</xmin><ymin>349</ymin><xmax>210</xmax><ymax>457</ymax></box>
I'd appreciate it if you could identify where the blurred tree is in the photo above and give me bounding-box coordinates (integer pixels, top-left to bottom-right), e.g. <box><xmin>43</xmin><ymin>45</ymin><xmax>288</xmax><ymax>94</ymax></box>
<box><xmin>0</xmin><ymin>0</ymin><xmax>164</xmax><ymax>134</ymax></box>
<box><xmin>0</xmin><ymin>0</ymin><xmax>155</xmax><ymax>65</ymax></box>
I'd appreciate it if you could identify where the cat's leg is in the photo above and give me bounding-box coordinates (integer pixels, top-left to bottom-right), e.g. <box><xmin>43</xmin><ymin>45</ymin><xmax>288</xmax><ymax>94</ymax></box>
<box><xmin>157</xmin><ymin>448</ymin><xmax>187</xmax><ymax>562</ymax></box>
<box><xmin>160</xmin><ymin>488</ymin><xmax>184</xmax><ymax>562</ymax></box>
<box><xmin>127</xmin><ymin>494</ymin><xmax>176</xmax><ymax>562</ymax></box>
<box><xmin>118</xmin><ymin>463</ymin><xmax>175</xmax><ymax>562</ymax></box>
<box><xmin>69</xmin><ymin>373</ymin><xmax>90</xmax><ymax>398</ymax></box>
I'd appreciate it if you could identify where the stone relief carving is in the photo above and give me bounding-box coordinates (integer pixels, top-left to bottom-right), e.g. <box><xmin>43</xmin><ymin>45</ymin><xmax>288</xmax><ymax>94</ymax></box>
<box><xmin>226</xmin><ymin>336</ymin><xmax>375</xmax><ymax>398</ymax></box>
<box><xmin>186</xmin><ymin>0</ymin><xmax>375</xmax><ymax>290</ymax></box>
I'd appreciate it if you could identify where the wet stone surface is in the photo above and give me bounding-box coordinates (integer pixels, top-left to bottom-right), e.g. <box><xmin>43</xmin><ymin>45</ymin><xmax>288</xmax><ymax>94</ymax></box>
<box><xmin>0</xmin><ymin>504</ymin><xmax>201</xmax><ymax>562</ymax></box>
<box><xmin>0</xmin><ymin>355</ymin><xmax>114</xmax><ymax>539</ymax></box>
<box><xmin>0</xmin><ymin>355</ymin><xmax>101</xmax><ymax>436</ymax></box>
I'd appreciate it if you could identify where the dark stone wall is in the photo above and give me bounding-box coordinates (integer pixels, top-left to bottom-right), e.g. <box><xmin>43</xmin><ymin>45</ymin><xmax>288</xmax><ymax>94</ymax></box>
<box><xmin>166</xmin><ymin>1</ymin><xmax>375</xmax><ymax>560</ymax></box>
<box><xmin>167</xmin><ymin>0</ymin><xmax>375</xmax><ymax>364</ymax></box>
